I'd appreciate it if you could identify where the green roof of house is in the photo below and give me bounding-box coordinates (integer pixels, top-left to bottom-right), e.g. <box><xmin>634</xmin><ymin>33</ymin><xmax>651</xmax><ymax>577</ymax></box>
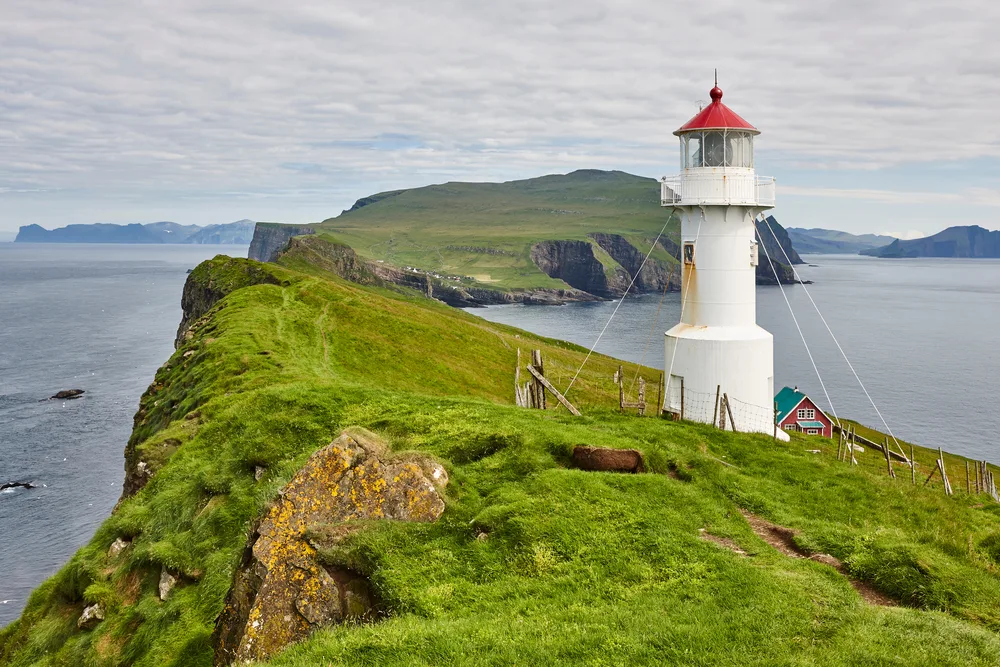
<box><xmin>797</xmin><ymin>421</ymin><xmax>826</xmax><ymax>429</ymax></box>
<box><xmin>775</xmin><ymin>386</ymin><xmax>809</xmax><ymax>423</ymax></box>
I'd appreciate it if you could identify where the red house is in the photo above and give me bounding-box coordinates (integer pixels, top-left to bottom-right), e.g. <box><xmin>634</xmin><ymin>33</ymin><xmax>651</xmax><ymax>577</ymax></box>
<box><xmin>774</xmin><ymin>386</ymin><xmax>833</xmax><ymax>437</ymax></box>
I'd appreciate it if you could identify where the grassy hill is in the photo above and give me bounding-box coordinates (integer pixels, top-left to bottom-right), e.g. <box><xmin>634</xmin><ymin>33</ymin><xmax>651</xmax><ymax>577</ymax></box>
<box><xmin>250</xmin><ymin>170</ymin><xmax>801</xmax><ymax>300</ymax></box>
<box><xmin>3</xmin><ymin>254</ymin><xmax>1000</xmax><ymax>666</ymax></box>
<box><xmin>313</xmin><ymin>170</ymin><xmax>677</xmax><ymax>289</ymax></box>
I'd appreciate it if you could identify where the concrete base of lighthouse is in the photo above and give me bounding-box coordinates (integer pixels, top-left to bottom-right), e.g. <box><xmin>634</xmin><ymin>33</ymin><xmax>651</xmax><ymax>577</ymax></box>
<box><xmin>664</xmin><ymin>323</ymin><xmax>789</xmax><ymax>441</ymax></box>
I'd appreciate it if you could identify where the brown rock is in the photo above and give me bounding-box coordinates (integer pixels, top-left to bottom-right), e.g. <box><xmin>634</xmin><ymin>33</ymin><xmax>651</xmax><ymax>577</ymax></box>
<box><xmin>51</xmin><ymin>389</ymin><xmax>84</xmax><ymax>400</ymax></box>
<box><xmin>213</xmin><ymin>428</ymin><xmax>447</xmax><ymax>665</ymax></box>
<box><xmin>572</xmin><ymin>445</ymin><xmax>645</xmax><ymax>473</ymax></box>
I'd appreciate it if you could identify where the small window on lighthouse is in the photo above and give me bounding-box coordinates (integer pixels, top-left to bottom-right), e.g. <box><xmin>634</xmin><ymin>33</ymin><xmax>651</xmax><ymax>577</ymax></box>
<box><xmin>683</xmin><ymin>242</ymin><xmax>696</xmax><ymax>265</ymax></box>
<box><xmin>750</xmin><ymin>240</ymin><xmax>759</xmax><ymax>266</ymax></box>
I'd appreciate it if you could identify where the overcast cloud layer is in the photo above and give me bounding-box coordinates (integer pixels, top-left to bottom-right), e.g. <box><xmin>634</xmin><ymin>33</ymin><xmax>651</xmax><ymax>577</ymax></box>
<box><xmin>2</xmin><ymin>0</ymin><xmax>999</xmax><ymax>236</ymax></box>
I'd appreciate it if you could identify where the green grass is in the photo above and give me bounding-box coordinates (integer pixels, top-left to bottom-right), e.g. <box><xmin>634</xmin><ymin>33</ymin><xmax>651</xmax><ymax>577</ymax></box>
<box><xmin>3</xmin><ymin>255</ymin><xmax>1000</xmax><ymax>666</ymax></box>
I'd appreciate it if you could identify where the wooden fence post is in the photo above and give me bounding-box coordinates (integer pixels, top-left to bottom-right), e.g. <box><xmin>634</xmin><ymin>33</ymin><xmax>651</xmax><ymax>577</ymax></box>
<box><xmin>723</xmin><ymin>393</ymin><xmax>737</xmax><ymax>432</ymax></box>
<box><xmin>713</xmin><ymin>385</ymin><xmax>721</xmax><ymax>428</ymax></box>
<box><xmin>773</xmin><ymin>401</ymin><xmax>778</xmax><ymax>440</ymax></box>
<box><xmin>883</xmin><ymin>437</ymin><xmax>895</xmax><ymax>478</ymax></box>
<box><xmin>966</xmin><ymin>461</ymin><xmax>971</xmax><ymax>495</ymax></box>
<box><xmin>656</xmin><ymin>373</ymin><xmax>662</xmax><ymax>417</ymax></box>
<box><xmin>638</xmin><ymin>377</ymin><xmax>647</xmax><ymax>417</ymax></box>
<box><xmin>680</xmin><ymin>377</ymin><xmax>685</xmax><ymax>421</ymax></box>
<box><xmin>618</xmin><ymin>365</ymin><xmax>624</xmax><ymax>412</ymax></box>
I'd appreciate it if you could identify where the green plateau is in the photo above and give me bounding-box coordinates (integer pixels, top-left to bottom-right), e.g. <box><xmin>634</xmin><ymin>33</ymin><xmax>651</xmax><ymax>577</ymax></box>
<box><xmin>3</xmin><ymin>249</ymin><xmax>1000</xmax><ymax>666</ymax></box>
<box><xmin>249</xmin><ymin>170</ymin><xmax>800</xmax><ymax>305</ymax></box>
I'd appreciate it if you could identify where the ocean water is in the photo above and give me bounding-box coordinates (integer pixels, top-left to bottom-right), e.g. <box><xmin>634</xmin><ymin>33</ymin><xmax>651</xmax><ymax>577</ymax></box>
<box><xmin>467</xmin><ymin>255</ymin><xmax>1000</xmax><ymax>463</ymax></box>
<box><xmin>0</xmin><ymin>243</ymin><xmax>247</xmax><ymax>627</ymax></box>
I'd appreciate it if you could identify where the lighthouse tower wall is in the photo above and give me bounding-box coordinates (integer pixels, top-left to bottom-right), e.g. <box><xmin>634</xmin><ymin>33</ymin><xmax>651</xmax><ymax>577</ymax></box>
<box><xmin>664</xmin><ymin>204</ymin><xmax>783</xmax><ymax>437</ymax></box>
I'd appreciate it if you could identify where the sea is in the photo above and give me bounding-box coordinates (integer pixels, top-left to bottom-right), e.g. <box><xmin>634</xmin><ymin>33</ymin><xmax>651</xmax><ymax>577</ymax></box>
<box><xmin>0</xmin><ymin>246</ymin><xmax>997</xmax><ymax>627</ymax></box>
<box><xmin>0</xmin><ymin>243</ymin><xmax>248</xmax><ymax>627</ymax></box>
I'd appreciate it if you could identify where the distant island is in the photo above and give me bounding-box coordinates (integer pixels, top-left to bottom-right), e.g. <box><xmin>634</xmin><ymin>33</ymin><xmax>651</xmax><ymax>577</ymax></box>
<box><xmin>787</xmin><ymin>228</ymin><xmax>897</xmax><ymax>254</ymax></box>
<box><xmin>861</xmin><ymin>225</ymin><xmax>1000</xmax><ymax>258</ymax></box>
<box><xmin>14</xmin><ymin>219</ymin><xmax>256</xmax><ymax>244</ymax></box>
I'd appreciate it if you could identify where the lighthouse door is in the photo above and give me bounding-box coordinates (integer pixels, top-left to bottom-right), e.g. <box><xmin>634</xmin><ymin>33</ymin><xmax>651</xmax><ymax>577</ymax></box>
<box><xmin>667</xmin><ymin>374</ymin><xmax>683</xmax><ymax>412</ymax></box>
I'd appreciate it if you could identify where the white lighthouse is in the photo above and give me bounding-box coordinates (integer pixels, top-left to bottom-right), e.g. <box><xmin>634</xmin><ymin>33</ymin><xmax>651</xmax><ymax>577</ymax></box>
<box><xmin>662</xmin><ymin>81</ymin><xmax>785</xmax><ymax>439</ymax></box>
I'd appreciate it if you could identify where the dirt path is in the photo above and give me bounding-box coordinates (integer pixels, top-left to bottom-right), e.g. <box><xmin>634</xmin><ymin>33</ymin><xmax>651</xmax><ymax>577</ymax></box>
<box><xmin>701</xmin><ymin>511</ymin><xmax>895</xmax><ymax>607</ymax></box>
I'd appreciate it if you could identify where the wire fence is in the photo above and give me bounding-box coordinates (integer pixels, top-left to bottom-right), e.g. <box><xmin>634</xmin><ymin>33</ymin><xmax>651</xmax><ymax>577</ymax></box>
<box><xmin>664</xmin><ymin>387</ymin><xmax>776</xmax><ymax>435</ymax></box>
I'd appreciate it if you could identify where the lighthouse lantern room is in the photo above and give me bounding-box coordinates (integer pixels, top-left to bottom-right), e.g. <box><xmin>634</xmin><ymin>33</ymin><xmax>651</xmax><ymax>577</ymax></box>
<box><xmin>662</xmin><ymin>80</ymin><xmax>785</xmax><ymax>439</ymax></box>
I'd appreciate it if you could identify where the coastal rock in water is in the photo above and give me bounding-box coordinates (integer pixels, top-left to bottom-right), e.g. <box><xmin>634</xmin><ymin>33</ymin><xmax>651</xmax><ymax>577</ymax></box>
<box><xmin>51</xmin><ymin>389</ymin><xmax>85</xmax><ymax>400</ymax></box>
<box><xmin>159</xmin><ymin>569</ymin><xmax>177</xmax><ymax>600</ymax></box>
<box><xmin>1</xmin><ymin>481</ymin><xmax>37</xmax><ymax>491</ymax></box>
<box><xmin>77</xmin><ymin>603</ymin><xmax>104</xmax><ymax>630</ymax></box>
<box><xmin>212</xmin><ymin>428</ymin><xmax>447</xmax><ymax>665</ymax></box>
<box><xmin>572</xmin><ymin>445</ymin><xmax>645</xmax><ymax>473</ymax></box>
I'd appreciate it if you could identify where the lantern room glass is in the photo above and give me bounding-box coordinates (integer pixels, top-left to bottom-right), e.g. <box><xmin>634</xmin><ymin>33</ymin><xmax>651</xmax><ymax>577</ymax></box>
<box><xmin>680</xmin><ymin>131</ymin><xmax>754</xmax><ymax>168</ymax></box>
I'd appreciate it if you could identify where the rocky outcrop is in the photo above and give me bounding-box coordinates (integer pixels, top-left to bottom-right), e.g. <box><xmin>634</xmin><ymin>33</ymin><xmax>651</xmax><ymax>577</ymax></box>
<box><xmin>248</xmin><ymin>223</ymin><xmax>316</xmax><ymax>263</ymax></box>
<box><xmin>530</xmin><ymin>240</ymin><xmax>630</xmax><ymax>298</ymax></box>
<box><xmin>77</xmin><ymin>604</ymin><xmax>104</xmax><ymax>630</ymax></box>
<box><xmin>174</xmin><ymin>256</ymin><xmax>282</xmax><ymax>348</ymax></box>
<box><xmin>212</xmin><ymin>429</ymin><xmax>448</xmax><ymax>665</ymax></box>
<box><xmin>589</xmin><ymin>233</ymin><xmax>680</xmax><ymax>293</ymax></box>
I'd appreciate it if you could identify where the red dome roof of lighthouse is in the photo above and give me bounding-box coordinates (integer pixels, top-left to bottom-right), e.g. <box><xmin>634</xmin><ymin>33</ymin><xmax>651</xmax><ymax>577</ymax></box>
<box><xmin>674</xmin><ymin>85</ymin><xmax>759</xmax><ymax>135</ymax></box>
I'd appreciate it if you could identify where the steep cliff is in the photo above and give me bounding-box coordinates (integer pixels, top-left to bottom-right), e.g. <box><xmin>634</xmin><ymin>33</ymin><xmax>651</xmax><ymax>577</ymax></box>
<box><xmin>529</xmin><ymin>240</ymin><xmax>630</xmax><ymax>297</ymax></box>
<box><xmin>248</xmin><ymin>223</ymin><xmax>316</xmax><ymax>262</ymax></box>
<box><xmin>174</xmin><ymin>255</ymin><xmax>285</xmax><ymax>348</ymax></box>
<box><xmin>589</xmin><ymin>233</ymin><xmax>680</xmax><ymax>292</ymax></box>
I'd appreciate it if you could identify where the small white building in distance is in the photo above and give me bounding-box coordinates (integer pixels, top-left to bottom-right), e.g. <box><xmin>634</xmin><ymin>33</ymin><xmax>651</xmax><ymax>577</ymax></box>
<box><xmin>662</xmin><ymin>79</ymin><xmax>787</xmax><ymax>440</ymax></box>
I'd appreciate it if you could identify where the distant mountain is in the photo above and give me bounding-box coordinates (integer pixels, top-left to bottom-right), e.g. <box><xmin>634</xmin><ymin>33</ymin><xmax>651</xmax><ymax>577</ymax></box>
<box><xmin>14</xmin><ymin>220</ymin><xmax>256</xmax><ymax>244</ymax></box>
<box><xmin>860</xmin><ymin>225</ymin><xmax>1000</xmax><ymax>258</ymax></box>
<box><xmin>15</xmin><ymin>223</ymin><xmax>164</xmax><ymax>244</ymax></box>
<box><xmin>787</xmin><ymin>228</ymin><xmax>897</xmax><ymax>254</ymax></box>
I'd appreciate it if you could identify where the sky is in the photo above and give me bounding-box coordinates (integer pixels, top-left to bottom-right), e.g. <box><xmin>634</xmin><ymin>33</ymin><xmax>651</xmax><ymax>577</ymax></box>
<box><xmin>2</xmin><ymin>0</ymin><xmax>1000</xmax><ymax>240</ymax></box>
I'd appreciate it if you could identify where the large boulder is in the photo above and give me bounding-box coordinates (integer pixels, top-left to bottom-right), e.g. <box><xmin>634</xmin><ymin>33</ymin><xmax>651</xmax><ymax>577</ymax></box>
<box><xmin>212</xmin><ymin>429</ymin><xmax>447</xmax><ymax>665</ymax></box>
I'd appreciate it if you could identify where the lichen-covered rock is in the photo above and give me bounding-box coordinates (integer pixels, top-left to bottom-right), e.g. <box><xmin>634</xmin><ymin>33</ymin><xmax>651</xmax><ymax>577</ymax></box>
<box><xmin>213</xmin><ymin>428</ymin><xmax>447</xmax><ymax>665</ymax></box>
<box><xmin>158</xmin><ymin>569</ymin><xmax>177</xmax><ymax>600</ymax></box>
<box><xmin>107</xmin><ymin>537</ymin><xmax>130</xmax><ymax>559</ymax></box>
<box><xmin>77</xmin><ymin>604</ymin><xmax>104</xmax><ymax>630</ymax></box>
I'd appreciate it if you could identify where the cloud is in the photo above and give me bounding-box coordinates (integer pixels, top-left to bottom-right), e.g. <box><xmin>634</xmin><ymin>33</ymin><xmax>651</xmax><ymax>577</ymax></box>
<box><xmin>2</xmin><ymin>0</ymin><xmax>1000</xmax><ymax>229</ymax></box>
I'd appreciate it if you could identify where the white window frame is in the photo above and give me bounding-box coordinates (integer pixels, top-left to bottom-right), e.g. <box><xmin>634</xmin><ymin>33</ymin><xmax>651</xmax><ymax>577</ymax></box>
<box><xmin>806</xmin><ymin>428</ymin><xmax>819</xmax><ymax>435</ymax></box>
<box><xmin>783</xmin><ymin>424</ymin><xmax>796</xmax><ymax>431</ymax></box>
<box><xmin>797</xmin><ymin>408</ymin><xmax>815</xmax><ymax>420</ymax></box>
